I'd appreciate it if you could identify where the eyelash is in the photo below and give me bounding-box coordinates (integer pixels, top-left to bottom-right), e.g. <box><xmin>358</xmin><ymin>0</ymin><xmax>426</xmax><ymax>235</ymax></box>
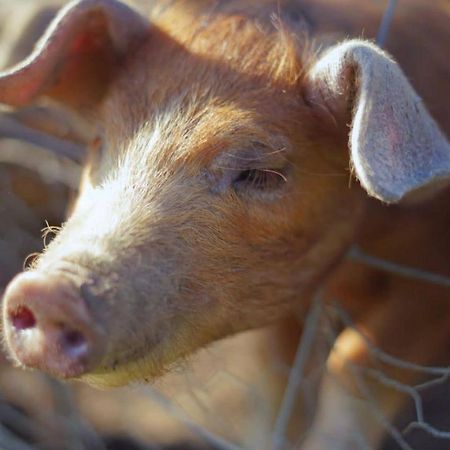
<box><xmin>233</xmin><ymin>168</ymin><xmax>287</xmax><ymax>191</ymax></box>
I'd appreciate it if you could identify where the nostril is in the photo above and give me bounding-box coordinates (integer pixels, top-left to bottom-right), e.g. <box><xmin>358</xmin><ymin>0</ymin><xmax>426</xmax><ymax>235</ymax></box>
<box><xmin>9</xmin><ymin>306</ymin><xmax>36</xmax><ymax>331</ymax></box>
<box><xmin>64</xmin><ymin>329</ymin><xmax>85</xmax><ymax>347</ymax></box>
<box><xmin>61</xmin><ymin>329</ymin><xmax>88</xmax><ymax>358</ymax></box>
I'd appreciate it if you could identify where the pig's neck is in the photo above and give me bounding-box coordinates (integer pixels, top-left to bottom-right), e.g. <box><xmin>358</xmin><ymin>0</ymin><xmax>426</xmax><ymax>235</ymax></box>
<box><xmin>356</xmin><ymin>186</ymin><xmax>450</xmax><ymax>273</ymax></box>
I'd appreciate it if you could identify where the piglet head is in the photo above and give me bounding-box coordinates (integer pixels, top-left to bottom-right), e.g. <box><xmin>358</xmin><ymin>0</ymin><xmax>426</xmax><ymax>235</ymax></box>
<box><xmin>1</xmin><ymin>0</ymin><xmax>449</xmax><ymax>387</ymax></box>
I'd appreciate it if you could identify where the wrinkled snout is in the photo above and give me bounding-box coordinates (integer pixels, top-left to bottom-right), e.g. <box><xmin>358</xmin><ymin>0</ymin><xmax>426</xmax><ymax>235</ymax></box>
<box><xmin>2</xmin><ymin>272</ymin><xmax>106</xmax><ymax>379</ymax></box>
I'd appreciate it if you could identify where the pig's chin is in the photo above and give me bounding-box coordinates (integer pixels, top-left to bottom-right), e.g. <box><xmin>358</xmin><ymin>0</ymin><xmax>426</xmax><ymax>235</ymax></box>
<box><xmin>79</xmin><ymin>348</ymin><xmax>194</xmax><ymax>389</ymax></box>
<box><xmin>78</xmin><ymin>323</ymin><xmax>227</xmax><ymax>389</ymax></box>
<box><xmin>80</xmin><ymin>354</ymin><xmax>169</xmax><ymax>389</ymax></box>
<box><xmin>73</xmin><ymin>337</ymin><xmax>179</xmax><ymax>388</ymax></box>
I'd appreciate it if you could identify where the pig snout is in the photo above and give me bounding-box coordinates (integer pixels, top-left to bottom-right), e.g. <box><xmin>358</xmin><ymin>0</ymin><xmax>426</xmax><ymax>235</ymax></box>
<box><xmin>2</xmin><ymin>272</ymin><xmax>106</xmax><ymax>379</ymax></box>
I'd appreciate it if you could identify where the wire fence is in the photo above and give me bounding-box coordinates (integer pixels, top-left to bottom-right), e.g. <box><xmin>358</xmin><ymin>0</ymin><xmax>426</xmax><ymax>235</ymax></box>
<box><xmin>0</xmin><ymin>0</ymin><xmax>449</xmax><ymax>449</ymax></box>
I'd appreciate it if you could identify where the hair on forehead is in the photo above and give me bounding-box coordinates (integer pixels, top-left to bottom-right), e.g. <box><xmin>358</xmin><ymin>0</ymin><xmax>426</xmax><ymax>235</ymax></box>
<box><xmin>152</xmin><ymin>1</ymin><xmax>313</xmax><ymax>84</ymax></box>
<box><xmin>99</xmin><ymin>1</ymin><xmax>316</xmax><ymax>170</ymax></box>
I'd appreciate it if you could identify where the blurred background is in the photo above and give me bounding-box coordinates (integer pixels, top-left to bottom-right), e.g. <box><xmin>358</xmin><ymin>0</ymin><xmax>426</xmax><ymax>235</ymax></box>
<box><xmin>0</xmin><ymin>1</ymin><xmax>449</xmax><ymax>449</ymax></box>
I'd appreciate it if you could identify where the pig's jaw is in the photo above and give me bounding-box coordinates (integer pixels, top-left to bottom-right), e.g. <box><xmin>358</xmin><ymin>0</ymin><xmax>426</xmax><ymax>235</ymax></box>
<box><xmin>80</xmin><ymin>318</ymin><xmax>231</xmax><ymax>388</ymax></box>
<box><xmin>81</xmin><ymin>343</ymin><xmax>174</xmax><ymax>388</ymax></box>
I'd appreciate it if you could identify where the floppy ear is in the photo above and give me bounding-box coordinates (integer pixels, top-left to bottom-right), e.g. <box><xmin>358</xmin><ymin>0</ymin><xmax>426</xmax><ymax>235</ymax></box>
<box><xmin>0</xmin><ymin>0</ymin><xmax>149</xmax><ymax>110</ymax></box>
<box><xmin>307</xmin><ymin>40</ymin><xmax>450</xmax><ymax>203</ymax></box>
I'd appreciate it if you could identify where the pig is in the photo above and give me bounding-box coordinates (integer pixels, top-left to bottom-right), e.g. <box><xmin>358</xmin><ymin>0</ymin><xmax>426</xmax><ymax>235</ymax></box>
<box><xmin>0</xmin><ymin>0</ymin><xmax>450</xmax><ymax>448</ymax></box>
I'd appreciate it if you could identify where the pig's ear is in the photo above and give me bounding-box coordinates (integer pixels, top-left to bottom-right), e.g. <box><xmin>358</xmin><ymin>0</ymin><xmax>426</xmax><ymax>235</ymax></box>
<box><xmin>0</xmin><ymin>0</ymin><xmax>149</xmax><ymax>110</ymax></box>
<box><xmin>306</xmin><ymin>40</ymin><xmax>450</xmax><ymax>203</ymax></box>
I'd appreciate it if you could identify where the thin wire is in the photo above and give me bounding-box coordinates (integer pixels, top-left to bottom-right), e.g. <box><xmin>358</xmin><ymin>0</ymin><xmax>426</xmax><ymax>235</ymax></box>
<box><xmin>0</xmin><ymin>113</ymin><xmax>84</xmax><ymax>162</ymax></box>
<box><xmin>376</xmin><ymin>0</ymin><xmax>398</xmax><ymax>47</ymax></box>
<box><xmin>348</xmin><ymin>246</ymin><xmax>450</xmax><ymax>288</ymax></box>
<box><xmin>332</xmin><ymin>302</ymin><xmax>450</xmax><ymax>375</ymax></box>
<box><xmin>272</xmin><ymin>293</ymin><xmax>323</xmax><ymax>450</ymax></box>
<box><xmin>139</xmin><ymin>386</ymin><xmax>244</xmax><ymax>450</ymax></box>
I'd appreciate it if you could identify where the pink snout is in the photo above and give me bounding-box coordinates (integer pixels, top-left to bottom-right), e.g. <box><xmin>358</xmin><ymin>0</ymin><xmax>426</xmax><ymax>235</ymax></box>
<box><xmin>2</xmin><ymin>272</ymin><xmax>105</xmax><ymax>379</ymax></box>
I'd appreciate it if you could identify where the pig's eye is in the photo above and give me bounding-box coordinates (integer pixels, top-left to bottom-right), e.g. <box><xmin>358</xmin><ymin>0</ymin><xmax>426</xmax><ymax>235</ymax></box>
<box><xmin>233</xmin><ymin>168</ymin><xmax>287</xmax><ymax>191</ymax></box>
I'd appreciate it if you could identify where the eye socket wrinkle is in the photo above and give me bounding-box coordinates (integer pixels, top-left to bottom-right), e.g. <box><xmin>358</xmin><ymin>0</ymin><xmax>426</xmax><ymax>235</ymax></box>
<box><xmin>233</xmin><ymin>167</ymin><xmax>288</xmax><ymax>191</ymax></box>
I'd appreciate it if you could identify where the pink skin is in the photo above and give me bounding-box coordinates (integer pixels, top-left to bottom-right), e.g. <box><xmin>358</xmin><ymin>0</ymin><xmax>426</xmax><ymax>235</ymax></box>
<box><xmin>3</xmin><ymin>271</ymin><xmax>106</xmax><ymax>379</ymax></box>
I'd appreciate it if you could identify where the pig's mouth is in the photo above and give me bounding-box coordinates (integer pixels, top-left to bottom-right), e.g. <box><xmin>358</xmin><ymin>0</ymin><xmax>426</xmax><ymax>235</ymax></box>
<box><xmin>81</xmin><ymin>343</ymin><xmax>172</xmax><ymax>388</ymax></box>
<box><xmin>80</xmin><ymin>317</ymin><xmax>215</xmax><ymax>388</ymax></box>
<box><xmin>78</xmin><ymin>300</ymin><xmax>237</xmax><ymax>388</ymax></box>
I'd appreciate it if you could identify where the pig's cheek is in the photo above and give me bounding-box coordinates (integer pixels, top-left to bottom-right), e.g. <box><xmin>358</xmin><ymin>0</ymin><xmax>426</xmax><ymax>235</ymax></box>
<box><xmin>75</xmin><ymin>264</ymin><xmax>248</xmax><ymax>386</ymax></box>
